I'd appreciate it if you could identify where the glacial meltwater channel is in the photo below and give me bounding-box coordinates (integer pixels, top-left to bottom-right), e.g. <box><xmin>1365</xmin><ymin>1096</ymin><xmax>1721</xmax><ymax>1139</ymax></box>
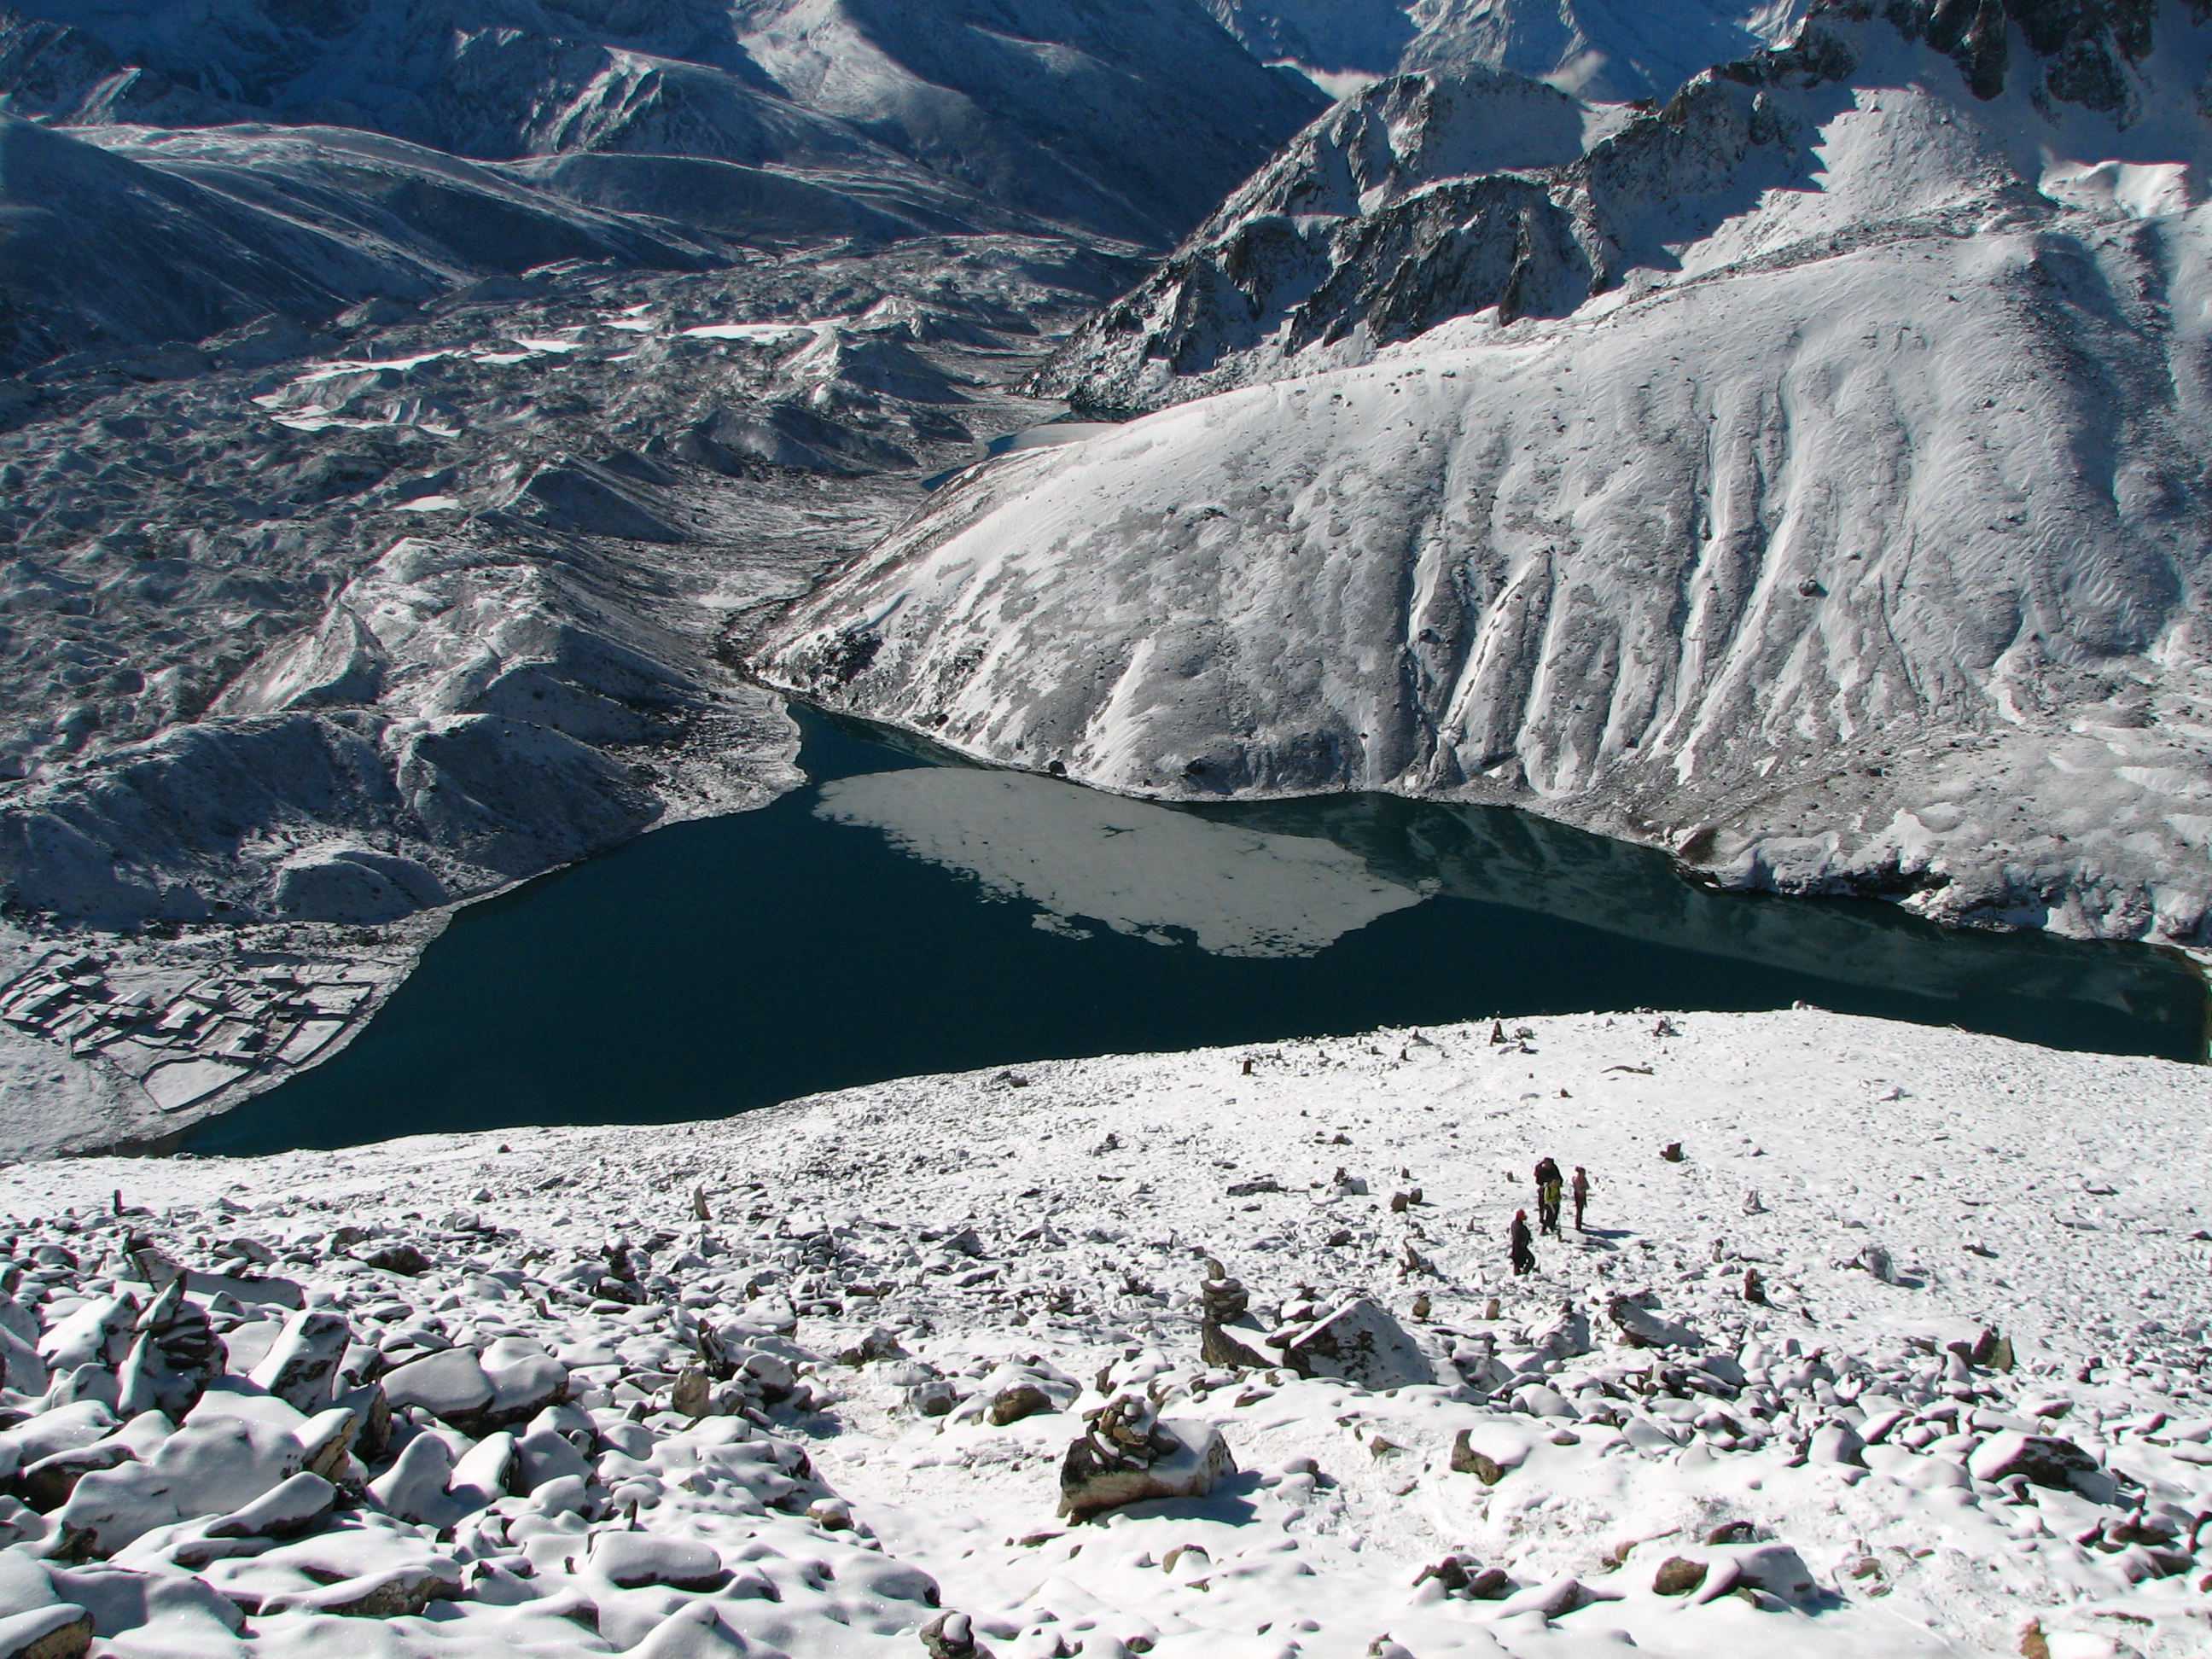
<box><xmin>189</xmin><ymin>707</ymin><xmax>2209</xmax><ymax>1153</ymax></box>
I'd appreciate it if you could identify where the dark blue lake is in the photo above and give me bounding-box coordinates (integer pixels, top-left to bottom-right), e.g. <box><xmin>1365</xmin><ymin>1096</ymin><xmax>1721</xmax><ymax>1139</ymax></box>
<box><xmin>187</xmin><ymin>707</ymin><xmax>2207</xmax><ymax>1154</ymax></box>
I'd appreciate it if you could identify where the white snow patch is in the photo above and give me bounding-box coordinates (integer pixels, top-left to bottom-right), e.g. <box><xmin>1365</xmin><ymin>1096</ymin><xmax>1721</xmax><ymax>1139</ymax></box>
<box><xmin>815</xmin><ymin>767</ymin><xmax>1422</xmax><ymax>955</ymax></box>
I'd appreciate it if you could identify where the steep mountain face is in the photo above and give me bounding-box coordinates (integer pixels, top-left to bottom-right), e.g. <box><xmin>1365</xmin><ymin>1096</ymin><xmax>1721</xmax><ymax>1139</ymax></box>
<box><xmin>5</xmin><ymin>0</ymin><xmax>1324</xmax><ymax>245</ymax></box>
<box><xmin>1204</xmin><ymin>0</ymin><xmax>1806</xmax><ymax>101</ymax></box>
<box><xmin>1030</xmin><ymin>67</ymin><xmax>1635</xmax><ymax>414</ymax></box>
<box><xmin>756</xmin><ymin>0</ymin><xmax>2212</xmax><ymax>946</ymax></box>
<box><xmin>1043</xmin><ymin>0</ymin><xmax>2212</xmax><ymax>416</ymax></box>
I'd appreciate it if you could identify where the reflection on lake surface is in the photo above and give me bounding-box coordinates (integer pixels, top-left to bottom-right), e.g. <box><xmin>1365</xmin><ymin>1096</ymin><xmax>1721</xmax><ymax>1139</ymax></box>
<box><xmin>814</xmin><ymin>769</ymin><xmax>1423</xmax><ymax>957</ymax></box>
<box><xmin>189</xmin><ymin>707</ymin><xmax>2205</xmax><ymax>1155</ymax></box>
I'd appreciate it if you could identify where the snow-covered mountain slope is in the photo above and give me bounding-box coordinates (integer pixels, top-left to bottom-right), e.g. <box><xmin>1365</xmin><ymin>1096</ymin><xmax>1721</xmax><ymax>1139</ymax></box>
<box><xmin>1205</xmin><ymin>0</ymin><xmax>1806</xmax><ymax>102</ymax></box>
<box><xmin>3</xmin><ymin>0</ymin><xmax>1326</xmax><ymax>247</ymax></box>
<box><xmin>3</xmin><ymin>1008</ymin><xmax>2209</xmax><ymax>1658</ymax></box>
<box><xmin>754</xmin><ymin>0</ymin><xmax>2212</xmax><ymax>946</ymax></box>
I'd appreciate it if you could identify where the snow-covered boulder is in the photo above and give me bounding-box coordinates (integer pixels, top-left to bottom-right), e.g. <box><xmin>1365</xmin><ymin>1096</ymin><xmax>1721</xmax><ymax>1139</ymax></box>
<box><xmin>1271</xmin><ymin>1297</ymin><xmax>1435</xmax><ymax>1388</ymax></box>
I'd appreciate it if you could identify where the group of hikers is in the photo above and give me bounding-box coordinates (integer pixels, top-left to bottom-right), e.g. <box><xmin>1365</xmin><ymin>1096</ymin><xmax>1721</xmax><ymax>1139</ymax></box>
<box><xmin>1508</xmin><ymin>1156</ymin><xmax>1589</xmax><ymax>1276</ymax></box>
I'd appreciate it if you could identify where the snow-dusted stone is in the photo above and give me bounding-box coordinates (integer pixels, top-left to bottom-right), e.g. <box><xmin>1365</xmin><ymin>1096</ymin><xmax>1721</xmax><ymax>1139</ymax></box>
<box><xmin>1714</xmin><ymin>1544</ymin><xmax>1819</xmax><ymax>1605</ymax></box>
<box><xmin>114</xmin><ymin>1284</ymin><xmax>222</xmax><ymax>1423</ymax></box>
<box><xmin>920</xmin><ymin>1611</ymin><xmax>987</xmax><ymax>1659</ymax></box>
<box><xmin>111</xmin><ymin>1339</ymin><xmax>178</xmax><ymax>1424</ymax></box>
<box><xmin>179</xmin><ymin>1272</ymin><xmax>302</xmax><ymax>1314</ymax></box>
<box><xmin>0</xmin><ymin>1604</ymin><xmax>90</xmax><ymax>1659</ymax></box>
<box><xmin>1808</xmin><ymin>1423</ymin><xmax>1866</xmax><ymax>1466</ymax></box>
<box><xmin>365</xmin><ymin>1434</ymin><xmax>456</xmax><ymax>1527</ymax></box>
<box><xmin>38</xmin><ymin>1299</ymin><xmax>136</xmax><ymax>1376</ymax></box>
<box><xmin>987</xmin><ymin>1386</ymin><xmax>1054</xmax><ymax>1426</ymax></box>
<box><xmin>591</xmin><ymin>1534</ymin><xmax>729</xmax><ymax>1592</ymax></box>
<box><xmin>205</xmin><ymin>1472</ymin><xmax>338</xmax><ymax>1541</ymax></box>
<box><xmin>0</xmin><ymin>1326</ymin><xmax>47</xmax><ymax>1397</ymax></box>
<box><xmin>527</xmin><ymin>1475</ymin><xmax>591</xmax><ymax>1519</ymax></box>
<box><xmin>478</xmin><ymin>1338</ymin><xmax>568</xmax><ymax>1423</ymax></box>
<box><xmin>910</xmin><ymin>1380</ymin><xmax>959</xmax><ymax>1417</ymax></box>
<box><xmin>0</xmin><ymin>1555</ymin><xmax>53</xmax><ymax>1620</ymax></box>
<box><xmin>333</xmin><ymin>1383</ymin><xmax>393</xmax><ymax>1463</ymax></box>
<box><xmin>1449</xmin><ymin>1425</ymin><xmax>1535</xmax><ymax>1484</ymax></box>
<box><xmin>0</xmin><ymin>1299</ymin><xmax>36</xmax><ymax>1348</ymax></box>
<box><xmin>1524</xmin><ymin>1305</ymin><xmax>1593</xmax><ymax>1360</ymax></box>
<box><xmin>515</xmin><ymin>1423</ymin><xmax>591</xmax><ymax>1493</ymax></box>
<box><xmin>149</xmin><ymin>1417</ymin><xmax>305</xmax><ymax>1517</ymax></box>
<box><xmin>3</xmin><ymin>1405</ymin><xmax>115</xmax><ymax>1470</ymax></box>
<box><xmin>1970</xmin><ymin>1432</ymin><xmax>2099</xmax><ymax>1490</ymax></box>
<box><xmin>1607</xmin><ymin>1297</ymin><xmax>1699</xmax><ymax>1349</ymax></box>
<box><xmin>16</xmin><ymin>1442</ymin><xmax>137</xmax><ymax>1512</ymax></box>
<box><xmin>447</xmin><ymin>1432</ymin><xmax>517</xmax><ymax>1513</ymax></box>
<box><xmin>380</xmin><ymin>1350</ymin><xmax>493</xmax><ymax>1423</ymax></box>
<box><xmin>265</xmin><ymin>1563</ymin><xmax>463</xmax><ymax>1619</ymax></box>
<box><xmin>1489</xmin><ymin>1575</ymin><xmax>1605</xmax><ymax>1621</ymax></box>
<box><xmin>247</xmin><ymin>1311</ymin><xmax>352</xmax><ymax>1414</ymax></box>
<box><xmin>44</xmin><ymin>1369</ymin><xmax>119</xmax><ymax>1415</ymax></box>
<box><xmin>826</xmin><ymin>1326</ymin><xmax>905</xmax><ymax>1367</ymax></box>
<box><xmin>1271</xmin><ymin>1299</ymin><xmax>1434</xmax><ymax>1388</ymax></box>
<box><xmin>294</xmin><ymin>1407</ymin><xmax>358</xmax><ymax>1481</ymax></box>
<box><xmin>219</xmin><ymin>1322</ymin><xmax>283</xmax><ymax>1377</ymax></box>
<box><xmin>1651</xmin><ymin>1556</ymin><xmax>1707</xmax><ymax>1596</ymax></box>
<box><xmin>1621</xmin><ymin>1416</ymin><xmax>1683</xmax><ymax>1453</ymax></box>
<box><xmin>43</xmin><ymin>1564</ymin><xmax>242</xmax><ymax>1642</ymax></box>
<box><xmin>183</xmin><ymin>1385</ymin><xmax>306</xmax><ymax>1435</ymax></box>
<box><xmin>51</xmin><ymin>1465</ymin><xmax>179</xmax><ymax>1560</ymax></box>
<box><xmin>1513</xmin><ymin>1383</ymin><xmax>1575</xmax><ymax>1420</ymax></box>
<box><xmin>632</xmin><ymin>1604</ymin><xmax>749</xmax><ymax>1659</ymax></box>
<box><xmin>357</xmin><ymin>1243</ymin><xmax>432</xmax><ymax>1278</ymax></box>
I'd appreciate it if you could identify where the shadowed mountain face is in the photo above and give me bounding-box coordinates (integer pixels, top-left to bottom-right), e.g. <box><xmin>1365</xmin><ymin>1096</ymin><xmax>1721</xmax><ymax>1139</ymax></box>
<box><xmin>754</xmin><ymin>0</ymin><xmax>2212</xmax><ymax>952</ymax></box>
<box><xmin>3</xmin><ymin>0</ymin><xmax>1325</xmax><ymax>245</ymax></box>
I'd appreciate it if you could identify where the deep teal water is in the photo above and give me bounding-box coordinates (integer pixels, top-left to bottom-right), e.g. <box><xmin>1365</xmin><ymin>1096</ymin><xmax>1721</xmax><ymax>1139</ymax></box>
<box><xmin>186</xmin><ymin>707</ymin><xmax>2206</xmax><ymax>1155</ymax></box>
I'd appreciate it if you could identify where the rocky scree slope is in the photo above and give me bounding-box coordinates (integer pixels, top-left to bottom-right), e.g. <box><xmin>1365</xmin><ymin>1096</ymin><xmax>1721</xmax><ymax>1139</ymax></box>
<box><xmin>0</xmin><ymin>1008</ymin><xmax>2204</xmax><ymax>1656</ymax></box>
<box><xmin>756</xmin><ymin>0</ymin><xmax>2212</xmax><ymax>947</ymax></box>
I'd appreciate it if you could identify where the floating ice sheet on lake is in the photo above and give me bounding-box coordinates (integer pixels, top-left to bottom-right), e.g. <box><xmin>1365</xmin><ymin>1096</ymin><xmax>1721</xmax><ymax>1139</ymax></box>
<box><xmin>813</xmin><ymin>769</ymin><xmax>1420</xmax><ymax>957</ymax></box>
